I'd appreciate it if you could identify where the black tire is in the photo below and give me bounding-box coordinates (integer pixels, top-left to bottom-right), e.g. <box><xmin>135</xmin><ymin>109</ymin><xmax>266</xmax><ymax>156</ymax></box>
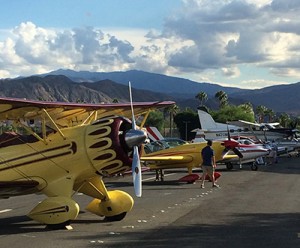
<box><xmin>226</xmin><ymin>163</ymin><xmax>233</xmax><ymax>170</ymax></box>
<box><xmin>46</xmin><ymin>220</ymin><xmax>71</xmax><ymax>230</ymax></box>
<box><xmin>104</xmin><ymin>212</ymin><xmax>127</xmax><ymax>222</ymax></box>
<box><xmin>251</xmin><ymin>163</ymin><xmax>258</xmax><ymax>171</ymax></box>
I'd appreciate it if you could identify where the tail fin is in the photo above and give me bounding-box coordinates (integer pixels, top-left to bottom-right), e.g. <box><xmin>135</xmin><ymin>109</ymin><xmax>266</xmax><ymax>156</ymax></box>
<box><xmin>198</xmin><ymin>109</ymin><xmax>219</xmax><ymax>130</ymax></box>
<box><xmin>146</xmin><ymin>126</ymin><xmax>164</xmax><ymax>141</ymax></box>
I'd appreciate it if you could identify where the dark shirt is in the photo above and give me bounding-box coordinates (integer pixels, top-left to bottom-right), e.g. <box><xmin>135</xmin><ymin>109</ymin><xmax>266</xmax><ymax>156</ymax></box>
<box><xmin>201</xmin><ymin>145</ymin><xmax>215</xmax><ymax>166</ymax></box>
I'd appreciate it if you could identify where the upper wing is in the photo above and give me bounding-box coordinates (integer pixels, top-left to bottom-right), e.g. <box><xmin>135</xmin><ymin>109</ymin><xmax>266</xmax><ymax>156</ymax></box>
<box><xmin>228</xmin><ymin>120</ymin><xmax>261</xmax><ymax>128</ymax></box>
<box><xmin>0</xmin><ymin>97</ymin><xmax>175</xmax><ymax>127</ymax></box>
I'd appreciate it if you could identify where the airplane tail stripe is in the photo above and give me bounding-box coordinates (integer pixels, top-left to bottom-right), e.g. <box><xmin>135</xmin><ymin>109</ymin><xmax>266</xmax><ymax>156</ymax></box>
<box><xmin>146</xmin><ymin>127</ymin><xmax>163</xmax><ymax>141</ymax></box>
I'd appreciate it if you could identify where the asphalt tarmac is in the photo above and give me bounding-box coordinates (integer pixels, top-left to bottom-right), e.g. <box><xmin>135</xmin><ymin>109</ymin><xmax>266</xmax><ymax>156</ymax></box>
<box><xmin>0</xmin><ymin>156</ymin><xmax>299</xmax><ymax>248</ymax></box>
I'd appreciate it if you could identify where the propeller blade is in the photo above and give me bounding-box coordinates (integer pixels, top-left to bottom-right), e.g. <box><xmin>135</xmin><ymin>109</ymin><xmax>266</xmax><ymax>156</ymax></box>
<box><xmin>233</xmin><ymin>147</ymin><xmax>243</xmax><ymax>158</ymax></box>
<box><xmin>132</xmin><ymin>146</ymin><xmax>142</xmax><ymax>197</ymax></box>
<box><xmin>128</xmin><ymin>81</ymin><xmax>142</xmax><ymax>197</ymax></box>
<box><xmin>222</xmin><ymin>147</ymin><xmax>230</xmax><ymax>158</ymax></box>
<box><xmin>226</xmin><ymin>123</ymin><xmax>231</xmax><ymax>140</ymax></box>
<box><xmin>222</xmin><ymin>140</ymin><xmax>243</xmax><ymax>158</ymax></box>
<box><xmin>128</xmin><ymin>81</ymin><xmax>136</xmax><ymax>130</ymax></box>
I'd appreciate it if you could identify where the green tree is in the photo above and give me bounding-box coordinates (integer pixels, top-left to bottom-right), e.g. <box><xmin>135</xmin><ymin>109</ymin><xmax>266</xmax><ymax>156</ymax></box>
<box><xmin>144</xmin><ymin>110</ymin><xmax>164</xmax><ymax>133</ymax></box>
<box><xmin>239</xmin><ymin>102</ymin><xmax>254</xmax><ymax>114</ymax></box>
<box><xmin>265</xmin><ymin>108</ymin><xmax>275</xmax><ymax>122</ymax></box>
<box><xmin>255</xmin><ymin>105</ymin><xmax>268</xmax><ymax>122</ymax></box>
<box><xmin>112</xmin><ymin>98</ymin><xmax>119</xmax><ymax>103</ymax></box>
<box><xmin>278</xmin><ymin>113</ymin><xmax>290</xmax><ymax>128</ymax></box>
<box><xmin>215</xmin><ymin>90</ymin><xmax>228</xmax><ymax>108</ymax></box>
<box><xmin>211</xmin><ymin>104</ymin><xmax>255</xmax><ymax>123</ymax></box>
<box><xmin>164</xmin><ymin>104</ymin><xmax>179</xmax><ymax>137</ymax></box>
<box><xmin>195</xmin><ymin>91</ymin><xmax>208</xmax><ymax>107</ymax></box>
<box><xmin>173</xmin><ymin>110</ymin><xmax>200</xmax><ymax>141</ymax></box>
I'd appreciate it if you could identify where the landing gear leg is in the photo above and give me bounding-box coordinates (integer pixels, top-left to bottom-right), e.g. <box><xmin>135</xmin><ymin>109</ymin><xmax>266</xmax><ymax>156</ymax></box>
<box><xmin>160</xmin><ymin>169</ymin><xmax>164</xmax><ymax>181</ymax></box>
<box><xmin>155</xmin><ymin>170</ymin><xmax>159</xmax><ymax>181</ymax></box>
<box><xmin>155</xmin><ymin>169</ymin><xmax>164</xmax><ymax>181</ymax></box>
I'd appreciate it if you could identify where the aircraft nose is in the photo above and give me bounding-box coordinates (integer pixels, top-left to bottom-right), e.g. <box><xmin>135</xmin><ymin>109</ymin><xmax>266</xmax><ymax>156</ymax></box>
<box><xmin>125</xmin><ymin>129</ymin><xmax>147</xmax><ymax>148</ymax></box>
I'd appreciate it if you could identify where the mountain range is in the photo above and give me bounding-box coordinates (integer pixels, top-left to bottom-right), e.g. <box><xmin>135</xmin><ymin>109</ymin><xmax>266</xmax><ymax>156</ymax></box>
<box><xmin>1</xmin><ymin>69</ymin><xmax>299</xmax><ymax>115</ymax></box>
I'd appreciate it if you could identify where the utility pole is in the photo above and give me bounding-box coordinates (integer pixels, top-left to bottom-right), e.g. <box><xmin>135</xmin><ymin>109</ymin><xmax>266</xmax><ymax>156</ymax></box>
<box><xmin>183</xmin><ymin>121</ymin><xmax>190</xmax><ymax>141</ymax></box>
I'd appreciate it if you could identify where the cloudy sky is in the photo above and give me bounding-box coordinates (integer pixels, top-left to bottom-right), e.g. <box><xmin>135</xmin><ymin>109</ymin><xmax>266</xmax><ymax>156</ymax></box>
<box><xmin>0</xmin><ymin>0</ymin><xmax>300</xmax><ymax>89</ymax></box>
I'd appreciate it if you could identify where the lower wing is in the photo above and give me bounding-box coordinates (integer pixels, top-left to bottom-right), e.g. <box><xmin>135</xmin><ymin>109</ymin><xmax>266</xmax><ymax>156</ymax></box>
<box><xmin>0</xmin><ymin>180</ymin><xmax>39</xmax><ymax>198</ymax></box>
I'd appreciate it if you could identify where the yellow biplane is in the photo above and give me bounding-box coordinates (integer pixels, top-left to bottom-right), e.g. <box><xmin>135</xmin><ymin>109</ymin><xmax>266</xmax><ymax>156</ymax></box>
<box><xmin>0</xmin><ymin>96</ymin><xmax>174</xmax><ymax>228</ymax></box>
<box><xmin>141</xmin><ymin>138</ymin><xmax>243</xmax><ymax>182</ymax></box>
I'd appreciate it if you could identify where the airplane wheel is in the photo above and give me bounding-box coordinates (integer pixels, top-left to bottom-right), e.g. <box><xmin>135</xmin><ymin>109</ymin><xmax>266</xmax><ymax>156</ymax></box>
<box><xmin>187</xmin><ymin>180</ymin><xmax>195</xmax><ymax>184</ymax></box>
<box><xmin>46</xmin><ymin>220</ymin><xmax>71</xmax><ymax>230</ymax></box>
<box><xmin>226</xmin><ymin>163</ymin><xmax>233</xmax><ymax>170</ymax></box>
<box><xmin>251</xmin><ymin>163</ymin><xmax>258</xmax><ymax>171</ymax></box>
<box><xmin>104</xmin><ymin>212</ymin><xmax>127</xmax><ymax>222</ymax></box>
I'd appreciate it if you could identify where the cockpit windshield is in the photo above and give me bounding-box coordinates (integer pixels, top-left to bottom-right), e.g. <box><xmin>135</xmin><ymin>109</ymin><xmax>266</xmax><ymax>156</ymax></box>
<box><xmin>144</xmin><ymin>138</ymin><xmax>188</xmax><ymax>154</ymax></box>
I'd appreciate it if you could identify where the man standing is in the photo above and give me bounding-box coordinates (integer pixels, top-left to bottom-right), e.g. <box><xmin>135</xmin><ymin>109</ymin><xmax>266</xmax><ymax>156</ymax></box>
<box><xmin>200</xmin><ymin>140</ymin><xmax>219</xmax><ymax>188</ymax></box>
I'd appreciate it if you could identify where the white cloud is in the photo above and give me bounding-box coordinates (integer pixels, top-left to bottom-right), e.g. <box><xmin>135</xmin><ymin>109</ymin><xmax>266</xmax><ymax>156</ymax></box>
<box><xmin>159</xmin><ymin>0</ymin><xmax>300</xmax><ymax>81</ymax></box>
<box><xmin>0</xmin><ymin>0</ymin><xmax>300</xmax><ymax>89</ymax></box>
<box><xmin>222</xmin><ymin>79</ymin><xmax>291</xmax><ymax>89</ymax></box>
<box><xmin>221</xmin><ymin>67</ymin><xmax>240</xmax><ymax>78</ymax></box>
<box><xmin>0</xmin><ymin>22</ymin><xmax>146</xmax><ymax>77</ymax></box>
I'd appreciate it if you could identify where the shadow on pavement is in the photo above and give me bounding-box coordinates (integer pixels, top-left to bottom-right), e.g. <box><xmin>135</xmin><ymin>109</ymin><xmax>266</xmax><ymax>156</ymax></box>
<box><xmin>79</xmin><ymin>212</ymin><xmax>300</xmax><ymax>248</ymax></box>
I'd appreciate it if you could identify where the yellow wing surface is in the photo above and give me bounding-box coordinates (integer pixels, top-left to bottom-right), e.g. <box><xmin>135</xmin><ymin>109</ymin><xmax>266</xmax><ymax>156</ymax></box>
<box><xmin>0</xmin><ymin>97</ymin><xmax>175</xmax><ymax>197</ymax></box>
<box><xmin>0</xmin><ymin>97</ymin><xmax>175</xmax><ymax>127</ymax></box>
<box><xmin>141</xmin><ymin>143</ymin><xmax>204</xmax><ymax>170</ymax></box>
<box><xmin>141</xmin><ymin>141</ymin><xmax>239</xmax><ymax>171</ymax></box>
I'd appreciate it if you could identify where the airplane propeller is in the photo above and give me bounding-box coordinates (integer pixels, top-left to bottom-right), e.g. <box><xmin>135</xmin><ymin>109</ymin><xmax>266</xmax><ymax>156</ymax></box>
<box><xmin>222</xmin><ymin>123</ymin><xmax>243</xmax><ymax>159</ymax></box>
<box><xmin>125</xmin><ymin>81</ymin><xmax>146</xmax><ymax>197</ymax></box>
<box><xmin>232</xmin><ymin>147</ymin><xmax>243</xmax><ymax>158</ymax></box>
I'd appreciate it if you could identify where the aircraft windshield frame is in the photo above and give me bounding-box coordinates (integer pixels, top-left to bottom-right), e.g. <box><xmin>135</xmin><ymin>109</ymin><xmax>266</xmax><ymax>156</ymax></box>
<box><xmin>144</xmin><ymin>138</ymin><xmax>187</xmax><ymax>153</ymax></box>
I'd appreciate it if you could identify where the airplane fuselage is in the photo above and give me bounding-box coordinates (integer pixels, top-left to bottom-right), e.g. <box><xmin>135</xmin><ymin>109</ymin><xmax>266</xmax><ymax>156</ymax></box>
<box><xmin>142</xmin><ymin>141</ymin><xmax>228</xmax><ymax>172</ymax></box>
<box><xmin>0</xmin><ymin>116</ymin><xmax>133</xmax><ymax>197</ymax></box>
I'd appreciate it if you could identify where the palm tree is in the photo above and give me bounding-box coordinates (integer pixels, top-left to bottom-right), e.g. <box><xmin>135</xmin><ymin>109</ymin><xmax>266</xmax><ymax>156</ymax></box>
<box><xmin>255</xmin><ymin>105</ymin><xmax>268</xmax><ymax>123</ymax></box>
<box><xmin>278</xmin><ymin>113</ymin><xmax>290</xmax><ymax>128</ymax></box>
<box><xmin>215</xmin><ymin>91</ymin><xmax>228</xmax><ymax>108</ymax></box>
<box><xmin>265</xmin><ymin>108</ymin><xmax>275</xmax><ymax>122</ymax></box>
<box><xmin>165</xmin><ymin>105</ymin><xmax>179</xmax><ymax>137</ymax></box>
<box><xmin>239</xmin><ymin>102</ymin><xmax>253</xmax><ymax>113</ymax></box>
<box><xmin>195</xmin><ymin>91</ymin><xmax>208</xmax><ymax>107</ymax></box>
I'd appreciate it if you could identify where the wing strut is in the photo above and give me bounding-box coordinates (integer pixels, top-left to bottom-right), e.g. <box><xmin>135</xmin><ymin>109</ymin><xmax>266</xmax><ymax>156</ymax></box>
<box><xmin>15</xmin><ymin>120</ymin><xmax>47</xmax><ymax>144</ymax></box>
<box><xmin>42</xmin><ymin>109</ymin><xmax>66</xmax><ymax>140</ymax></box>
<box><xmin>81</xmin><ymin>110</ymin><xmax>98</xmax><ymax>126</ymax></box>
<box><xmin>139</xmin><ymin>109</ymin><xmax>151</xmax><ymax>128</ymax></box>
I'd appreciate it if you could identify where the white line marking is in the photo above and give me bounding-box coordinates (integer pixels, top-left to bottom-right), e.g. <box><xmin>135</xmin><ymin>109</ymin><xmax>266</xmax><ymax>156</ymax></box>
<box><xmin>142</xmin><ymin>173</ymin><xmax>177</xmax><ymax>182</ymax></box>
<box><xmin>0</xmin><ymin>209</ymin><xmax>12</xmax><ymax>214</ymax></box>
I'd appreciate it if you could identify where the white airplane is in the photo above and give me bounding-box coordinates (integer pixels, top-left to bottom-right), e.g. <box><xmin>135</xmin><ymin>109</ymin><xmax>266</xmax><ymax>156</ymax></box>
<box><xmin>145</xmin><ymin>126</ymin><xmax>164</xmax><ymax>142</ymax></box>
<box><xmin>195</xmin><ymin>109</ymin><xmax>293</xmax><ymax>142</ymax></box>
<box><xmin>220</xmin><ymin>136</ymin><xmax>270</xmax><ymax>170</ymax></box>
<box><xmin>271</xmin><ymin>138</ymin><xmax>300</xmax><ymax>155</ymax></box>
